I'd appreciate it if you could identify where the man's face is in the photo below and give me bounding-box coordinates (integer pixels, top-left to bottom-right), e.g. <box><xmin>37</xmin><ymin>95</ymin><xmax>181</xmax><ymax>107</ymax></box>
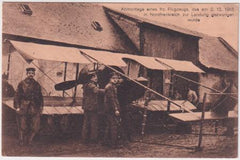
<box><xmin>27</xmin><ymin>71</ymin><xmax>35</xmax><ymax>79</ymax></box>
<box><xmin>117</xmin><ymin>76</ymin><xmax>124</xmax><ymax>86</ymax></box>
<box><xmin>110</xmin><ymin>75</ymin><xmax>119</xmax><ymax>84</ymax></box>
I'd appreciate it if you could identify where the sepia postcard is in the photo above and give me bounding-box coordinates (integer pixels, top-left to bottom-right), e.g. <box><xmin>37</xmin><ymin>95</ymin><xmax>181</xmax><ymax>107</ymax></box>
<box><xmin>1</xmin><ymin>2</ymin><xmax>238</xmax><ymax>158</ymax></box>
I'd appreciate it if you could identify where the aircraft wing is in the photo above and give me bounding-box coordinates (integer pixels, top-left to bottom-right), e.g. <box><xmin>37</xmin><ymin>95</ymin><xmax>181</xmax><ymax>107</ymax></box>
<box><xmin>132</xmin><ymin>100</ymin><xmax>197</xmax><ymax>112</ymax></box>
<box><xmin>9</xmin><ymin>40</ymin><xmax>90</xmax><ymax>64</ymax></box>
<box><xmin>9</xmin><ymin>40</ymin><xmax>128</xmax><ymax>67</ymax></box>
<box><xmin>156</xmin><ymin>58</ymin><xmax>204</xmax><ymax>73</ymax></box>
<box><xmin>9</xmin><ymin>40</ymin><xmax>203</xmax><ymax>73</ymax></box>
<box><xmin>2</xmin><ymin>97</ymin><xmax>84</xmax><ymax>115</ymax></box>
<box><xmin>169</xmin><ymin>111</ymin><xmax>238</xmax><ymax>122</ymax></box>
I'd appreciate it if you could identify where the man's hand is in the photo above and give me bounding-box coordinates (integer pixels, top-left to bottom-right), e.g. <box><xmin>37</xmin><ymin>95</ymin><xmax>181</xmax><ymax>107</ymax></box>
<box><xmin>115</xmin><ymin>110</ymin><xmax>120</xmax><ymax>116</ymax></box>
<box><xmin>16</xmin><ymin>108</ymin><xmax>21</xmax><ymax>114</ymax></box>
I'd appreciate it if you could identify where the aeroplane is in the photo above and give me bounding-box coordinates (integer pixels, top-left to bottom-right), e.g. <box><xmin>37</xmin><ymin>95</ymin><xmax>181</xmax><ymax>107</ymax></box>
<box><xmin>2</xmin><ymin>40</ymin><xmax>237</xmax><ymax>140</ymax></box>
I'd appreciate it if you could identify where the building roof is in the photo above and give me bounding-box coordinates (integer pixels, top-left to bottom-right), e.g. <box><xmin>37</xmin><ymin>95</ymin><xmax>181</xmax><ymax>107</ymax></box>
<box><xmin>104</xmin><ymin>7</ymin><xmax>204</xmax><ymax>38</ymax></box>
<box><xmin>199</xmin><ymin>36</ymin><xmax>238</xmax><ymax>72</ymax></box>
<box><xmin>3</xmin><ymin>2</ymin><xmax>135</xmax><ymax>53</ymax></box>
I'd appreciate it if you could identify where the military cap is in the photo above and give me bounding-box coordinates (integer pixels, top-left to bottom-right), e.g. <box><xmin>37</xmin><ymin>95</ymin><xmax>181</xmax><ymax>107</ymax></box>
<box><xmin>110</xmin><ymin>72</ymin><xmax>119</xmax><ymax>78</ymax></box>
<box><xmin>26</xmin><ymin>67</ymin><xmax>36</xmax><ymax>72</ymax></box>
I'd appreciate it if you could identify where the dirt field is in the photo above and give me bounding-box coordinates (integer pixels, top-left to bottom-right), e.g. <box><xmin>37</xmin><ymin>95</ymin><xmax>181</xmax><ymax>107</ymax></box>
<box><xmin>2</xmin><ymin>118</ymin><xmax>238</xmax><ymax>158</ymax></box>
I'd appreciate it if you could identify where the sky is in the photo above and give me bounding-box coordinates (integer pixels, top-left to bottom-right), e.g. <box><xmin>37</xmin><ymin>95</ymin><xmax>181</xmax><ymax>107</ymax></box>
<box><xmin>104</xmin><ymin>3</ymin><xmax>239</xmax><ymax>51</ymax></box>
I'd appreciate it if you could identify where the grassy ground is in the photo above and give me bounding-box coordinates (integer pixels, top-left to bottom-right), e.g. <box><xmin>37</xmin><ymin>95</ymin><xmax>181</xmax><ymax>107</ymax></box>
<box><xmin>2</xmin><ymin>119</ymin><xmax>238</xmax><ymax>158</ymax></box>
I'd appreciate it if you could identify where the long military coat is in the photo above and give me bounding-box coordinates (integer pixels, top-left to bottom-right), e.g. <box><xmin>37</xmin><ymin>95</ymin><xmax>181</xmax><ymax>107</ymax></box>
<box><xmin>14</xmin><ymin>78</ymin><xmax>43</xmax><ymax>115</ymax></box>
<box><xmin>104</xmin><ymin>83</ymin><xmax>120</xmax><ymax>114</ymax></box>
<box><xmin>82</xmin><ymin>81</ymin><xmax>104</xmax><ymax>112</ymax></box>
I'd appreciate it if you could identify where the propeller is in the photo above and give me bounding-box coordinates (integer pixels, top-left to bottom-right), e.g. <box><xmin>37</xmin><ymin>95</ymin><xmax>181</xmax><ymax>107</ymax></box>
<box><xmin>54</xmin><ymin>64</ymin><xmax>96</xmax><ymax>91</ymax></box>
<box><xmin>55</xmin><ymin>80</ymin><xmax>79</xmax><ymax>91</ymax></box>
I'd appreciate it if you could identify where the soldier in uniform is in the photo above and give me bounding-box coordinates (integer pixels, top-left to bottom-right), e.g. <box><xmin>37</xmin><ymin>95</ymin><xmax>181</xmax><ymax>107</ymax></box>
<box><xmin>117</xmin><ymin>76</ymin><xmax>133</xmax><ymax>142</ymax></box>
<box><xmin>14</xmin><ymin>67</ymin><xmax>43</xmax><ymax>146</ymax></box>
<box><xmin>103</xmin><ymin>72</ymin><xmax>121</xmax><ymax>148</ymax></box>
<box><xmin>81</xmin><ymin>71</ymin><xmax>104</xmax><ymax>144</ymax></box>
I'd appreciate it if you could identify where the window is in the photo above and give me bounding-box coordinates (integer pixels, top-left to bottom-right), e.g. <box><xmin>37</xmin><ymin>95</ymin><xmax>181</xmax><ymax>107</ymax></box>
<box><xmin>91</xmin><ymin>21</ymin><xmax>103</xmax><ymax>31</ymax></box>
<box><xmin>20</xmin><ymin>4</ymin><xmax>32</xmax><ymax>16</ymax></box>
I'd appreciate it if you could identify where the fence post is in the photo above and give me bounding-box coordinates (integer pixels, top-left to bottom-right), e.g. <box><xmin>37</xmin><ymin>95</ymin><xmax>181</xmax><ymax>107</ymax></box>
<box><xmin>196</xmin><ymin>92</ymin><xmax>207</xmax><ymax>151</ymax></box>
<box><xmin>141</xmin><ymin>94</ymin><xmax>151</xmax><ymax>141</ymax></box>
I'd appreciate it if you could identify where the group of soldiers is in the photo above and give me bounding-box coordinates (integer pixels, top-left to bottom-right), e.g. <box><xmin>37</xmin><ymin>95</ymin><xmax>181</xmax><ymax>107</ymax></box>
<box><xmin>81</xmin><ymin>70</ymin><xmax>132</xmax><ymax>148</ymax></box>
<box><xmin>12</xmin><ymin>67</ymin><xmax>132</xmax><ymax>147</ymax></box>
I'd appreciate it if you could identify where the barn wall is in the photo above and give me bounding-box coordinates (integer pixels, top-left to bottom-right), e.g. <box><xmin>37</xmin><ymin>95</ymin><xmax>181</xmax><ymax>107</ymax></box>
<box><xmin>142</xmin><ymin>25</ymin><xmax>199</xmax><ymax>96</ymax></box>
<box><xmin>142</xmin><ymin>25</ymin><xmax>199</xmax><ymax>63</ymax></box>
